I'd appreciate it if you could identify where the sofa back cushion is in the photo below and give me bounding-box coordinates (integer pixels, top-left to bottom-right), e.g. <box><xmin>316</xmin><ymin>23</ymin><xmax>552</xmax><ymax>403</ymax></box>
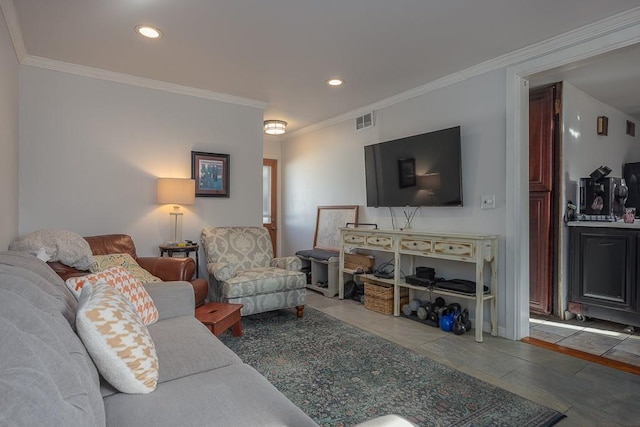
<box><xmin>201</xmin><ymin>227</ymin><xmax>273</xmax><ymax>276</ymax></box>
<box><xmin>0</xmin><ymin>251</ymin><xmax>77</xmax><ymax>327</ymax></box>
<box><xmin>0</xmin><ymin>252</ymin><xmax>105</xmax><ymax>426</ymax></box>
<box><xmin>84</xmin><ymin>234</ymin><xmax>138</xmax><ymax>259</ymax></box>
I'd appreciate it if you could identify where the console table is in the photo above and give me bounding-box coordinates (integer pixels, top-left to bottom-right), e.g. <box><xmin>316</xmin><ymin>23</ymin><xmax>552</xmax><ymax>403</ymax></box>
<box><xmin>338</xmin><ymin>228</ymin><xmax>499</xmax><ymax>342</ymax></box>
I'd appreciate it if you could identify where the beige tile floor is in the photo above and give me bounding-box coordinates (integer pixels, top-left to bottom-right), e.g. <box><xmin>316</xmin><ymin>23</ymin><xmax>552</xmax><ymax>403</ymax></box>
<box><xmin>529</xmin><ymin>316</ymin><xmax>640</xmax><ymax>368</ymax></box>
<box><xmin>305</xmin><ymin>291</ymin><xmax>640</xmax><ymax>427</ymax></box>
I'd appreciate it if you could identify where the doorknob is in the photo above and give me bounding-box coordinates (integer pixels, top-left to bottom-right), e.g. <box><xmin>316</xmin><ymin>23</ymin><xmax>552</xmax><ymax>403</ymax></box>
<box><xmin>270</xmin><ymin>226</ymin><xmax>277</xmax><ymax>231</ymax></box>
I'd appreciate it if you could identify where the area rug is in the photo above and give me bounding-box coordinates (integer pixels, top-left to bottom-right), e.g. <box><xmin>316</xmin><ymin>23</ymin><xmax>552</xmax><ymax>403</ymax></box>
<box><xmin>220</xmin><ymin>308</ymin><xmax>565</xmax><ymax>427</ymax></box>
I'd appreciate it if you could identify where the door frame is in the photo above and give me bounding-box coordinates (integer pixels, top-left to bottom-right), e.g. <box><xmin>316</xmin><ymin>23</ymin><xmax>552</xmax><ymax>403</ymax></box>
<box><xmin>263</xmin><ymin>155</ymin><xmax>281</xmax><ymax>257</ymax></box>
<box><xmin>505</xmin><ymin>17</ymin><xmax>640</xmax><ymax>340</ymax></box>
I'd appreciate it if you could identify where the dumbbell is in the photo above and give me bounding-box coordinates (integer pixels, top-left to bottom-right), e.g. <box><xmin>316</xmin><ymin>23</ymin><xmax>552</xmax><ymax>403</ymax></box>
<box><xmin>402</xmin><ymin>303</ymin><xmax>413</xmax><ymax>316</ymax></box>
<box><xmin>409</xmin><ymin>299</ymin><xmax>422</xmax><ymax>312</ymax></box>
<box><xmin>416</xmin><ymin>304</ymin><xmax>429</xmax><ymax>320</ymax></box>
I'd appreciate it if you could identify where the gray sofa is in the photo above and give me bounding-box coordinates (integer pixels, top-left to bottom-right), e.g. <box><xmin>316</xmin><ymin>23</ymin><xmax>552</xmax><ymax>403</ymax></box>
<box><xmin>0</xmin><ymin>251</ymin><xmax>317</xmax><ymax>426</ymax></box>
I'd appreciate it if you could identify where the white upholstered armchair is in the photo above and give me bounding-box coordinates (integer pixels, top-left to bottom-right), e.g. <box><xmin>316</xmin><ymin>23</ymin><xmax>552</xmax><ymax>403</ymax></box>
<box><xmin>201</xmin><ymin>226</ymin><xmax>306</xmax><ymax>317</ymax></box>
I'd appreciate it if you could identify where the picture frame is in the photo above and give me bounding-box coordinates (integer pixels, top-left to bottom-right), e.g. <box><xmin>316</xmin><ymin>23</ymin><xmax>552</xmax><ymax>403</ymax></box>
<box><xmin>398</xmin><ymin>158</ymin><xmax>416</xmax><ymax>188</ymax></box>
<box><xmin>191</xmin><ymin>151</ymin><xmax>230</xmax><ymax>197</ymax></box>
<box><xmin>313</xmin><ymin>205</ymin><xmax>359</xmax><ymax>251</ymax></box>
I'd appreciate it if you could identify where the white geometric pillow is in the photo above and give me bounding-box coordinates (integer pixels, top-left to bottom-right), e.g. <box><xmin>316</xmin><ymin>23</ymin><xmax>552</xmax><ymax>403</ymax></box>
<box><xmin>76</xmin><ymin>281</ymin><xmax>158</xmax><ymax>394</ymax></box>
<box><xmin>66</xmin><ymin>266</ymin><xmax>158</xmax><ymax>325</ymax></box>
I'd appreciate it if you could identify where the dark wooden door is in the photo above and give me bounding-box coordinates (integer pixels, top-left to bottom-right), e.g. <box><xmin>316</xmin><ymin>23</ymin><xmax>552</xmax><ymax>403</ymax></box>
<box><xmin>529</xmin><ymin>84</ymin><xmax>560</xmax><ymax>315</ymax></box>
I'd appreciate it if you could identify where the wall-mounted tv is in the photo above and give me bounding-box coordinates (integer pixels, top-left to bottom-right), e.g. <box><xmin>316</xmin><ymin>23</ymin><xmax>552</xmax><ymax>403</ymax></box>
<box><xmin>364</xmin><ymin>126</ymin><xmax>463</xmax><ymax>207</ymax></box>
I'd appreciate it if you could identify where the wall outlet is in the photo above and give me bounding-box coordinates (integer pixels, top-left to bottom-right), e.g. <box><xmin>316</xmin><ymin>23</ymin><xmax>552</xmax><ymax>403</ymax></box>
<box><xmin>481</xmin><ymin>194</ymin><xmax>496</xmax><ymax>210</ymax></box>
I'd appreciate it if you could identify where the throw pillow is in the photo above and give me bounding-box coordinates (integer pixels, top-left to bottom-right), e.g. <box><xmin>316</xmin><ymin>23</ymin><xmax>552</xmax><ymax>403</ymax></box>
<box><xmin>8</xmin><ymin>228</ymin><xmax>95</xmax><ymax>270</ymax></box>
<box><xmin>89</xmin><ymin>253</ymin><xmax>162</xmax><ymax>284</ymax></box>
<box><xmin>76</xmin><ymin>281</ymin><xmax>158</xmax><ymax>394</ymax></box>
<box><xmin>66</xmin><ymin>266</ymin><xmax>159</xmax><ymax>325</ymax></box>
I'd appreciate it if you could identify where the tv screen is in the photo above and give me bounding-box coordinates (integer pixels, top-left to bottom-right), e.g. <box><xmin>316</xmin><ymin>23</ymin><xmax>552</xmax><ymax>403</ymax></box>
<box><xmin>364</xmin><ymin>126</ymin><xmax>463</xmax><ymax>207</ymax></box>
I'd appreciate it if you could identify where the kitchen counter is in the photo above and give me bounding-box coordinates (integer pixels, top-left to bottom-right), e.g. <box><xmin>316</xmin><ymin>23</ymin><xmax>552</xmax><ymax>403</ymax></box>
<box><xmin>567</xmin><ymin>220</ymin><xmax>640</xmax><ymax>229</ymax></box>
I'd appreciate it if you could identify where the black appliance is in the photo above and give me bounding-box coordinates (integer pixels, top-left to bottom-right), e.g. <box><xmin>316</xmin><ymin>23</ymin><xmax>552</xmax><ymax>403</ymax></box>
<box><xmin>623</xmin><ymin>162</ymin><xmax>640</xmax><ymax>216</ymax></box>
<box><xmin>579</xmin><ymin>176</ymin><xmax>627</xmax><ymax>217</ymax></box>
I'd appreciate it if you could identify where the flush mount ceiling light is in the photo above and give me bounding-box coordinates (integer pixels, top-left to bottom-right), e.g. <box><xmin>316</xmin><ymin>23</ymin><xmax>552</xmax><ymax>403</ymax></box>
<box><xmin>263</xmin><ymin>120</ymin><xmax>287</xmax><ymax>135</ymax></box>
<box><xmin>326</xmin><ymin>78</ymin><xmax>344</xmax><ymax>86</ymax></box>
<box><xmin>135</xmin><ymin>25</ymin><xmax>162</xmax><ymax>39</ymax></box>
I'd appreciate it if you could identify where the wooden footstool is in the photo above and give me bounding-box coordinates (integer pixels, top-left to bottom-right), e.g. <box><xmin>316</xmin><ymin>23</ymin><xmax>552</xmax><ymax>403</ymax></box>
<box><xmin>195</xmin><ymin>302</ymin><xmax>243</xmax><ymax>337</ymax></box>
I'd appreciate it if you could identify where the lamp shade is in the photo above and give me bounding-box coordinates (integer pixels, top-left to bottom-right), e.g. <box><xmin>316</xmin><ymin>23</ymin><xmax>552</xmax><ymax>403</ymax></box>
<box><xmin>418</xmin><ymin>173</ymin><xmax>441</xmax><ymax>191</ymax></box>
<box><xmin>157</xmin><ymin>178</ymin><xmax>195</xmax><ymax>205</ymax></box>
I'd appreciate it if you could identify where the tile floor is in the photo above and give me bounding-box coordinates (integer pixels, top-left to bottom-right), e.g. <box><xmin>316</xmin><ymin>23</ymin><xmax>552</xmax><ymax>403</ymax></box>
<box><xmin>304</xmin><ymin>291</ymin><xmax>640</xmax><ymax>427</ymax></box>
<box><xmin>529</xmin><ymin>316</ymin><xmax>640</xmax><ymax>368</ymax></box>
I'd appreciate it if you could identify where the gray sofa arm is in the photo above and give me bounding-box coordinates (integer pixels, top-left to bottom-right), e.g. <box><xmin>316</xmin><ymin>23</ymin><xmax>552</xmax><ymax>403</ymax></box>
<box><xmin>143</xmin><ymin>281</ymin><xmax>195</xmax><ymax>320</ymax></box>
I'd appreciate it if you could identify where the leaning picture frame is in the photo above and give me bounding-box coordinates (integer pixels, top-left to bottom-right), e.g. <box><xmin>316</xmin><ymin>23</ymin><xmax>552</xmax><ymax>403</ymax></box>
<box><xmin>191</xmin><ymin>151</ymin><xmax>230</xmax><ymax>197</ymax></box>
<box><xmin>313</xmin><ymin>205</ymin><xmax>359</xmax><ymax>251</ymax></box>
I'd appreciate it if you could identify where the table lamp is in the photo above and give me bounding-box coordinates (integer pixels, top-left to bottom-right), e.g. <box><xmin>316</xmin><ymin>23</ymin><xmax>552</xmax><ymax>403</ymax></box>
<box><xmin>157</xmin><ymin>178</ymin><xmax>195</xmax><ymax>244</ymax></box>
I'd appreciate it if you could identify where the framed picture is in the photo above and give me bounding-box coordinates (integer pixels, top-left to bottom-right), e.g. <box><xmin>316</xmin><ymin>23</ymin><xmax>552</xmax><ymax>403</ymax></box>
<box><xmin>398</xmin><ymin>158</ymin><xmax>416</xmax><ymax>188</ymax></box>
<box><xmin>313</xmin><ymin>205</ymin><xmax>359</xmax><ymax>251</ymax></box>
<box><xmin>191</xmin><ymin>151</ymin><xmax>230</xmax><ymax>197</ymax></box>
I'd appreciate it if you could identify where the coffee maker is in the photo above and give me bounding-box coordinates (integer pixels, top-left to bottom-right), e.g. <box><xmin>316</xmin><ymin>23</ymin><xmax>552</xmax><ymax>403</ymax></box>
<box><xmin>579</xmin><ymin>166</ymin><xmax>628</xmax><ymax>218</ymax></box>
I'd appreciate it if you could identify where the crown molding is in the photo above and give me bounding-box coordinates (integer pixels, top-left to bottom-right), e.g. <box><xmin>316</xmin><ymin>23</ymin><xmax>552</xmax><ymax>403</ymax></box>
<box><xmin>1</xmin><ymin>0</ymin><xmax>265</xmax><ymax>108</ymax></box>
<box><xmin>0</xmin><ymin>0</ymin><xmax>27</xmax><ymax>61</ymax></box>
<box><xmin>286</xmin><ymin>6</ymin><xmax>640</xmax><ymax>140</ymax></box>
<box><xmin>21</xmin><ymin>56</ymin><xmax>268</xmax><ymax>108</ymax></box>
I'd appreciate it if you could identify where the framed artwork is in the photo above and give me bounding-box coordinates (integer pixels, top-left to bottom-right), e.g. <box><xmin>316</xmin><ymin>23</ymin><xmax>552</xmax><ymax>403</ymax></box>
<box><xmin>191</xmin><ymin>151</ymin><xmax>230</xmax><ymax>197</ymax></box>
<box><xmin>313</xmin><ymin>205</ymin><xmax>359</xmax><ymax>251</ymax></box>
<box><xmin>398</xmin><ymin>158</ymin><xmax>416</xmax><ymax>188</ymax></box>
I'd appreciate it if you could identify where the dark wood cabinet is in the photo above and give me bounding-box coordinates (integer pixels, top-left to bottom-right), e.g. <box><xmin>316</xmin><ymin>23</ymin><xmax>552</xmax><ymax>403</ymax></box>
<box><xmin>569</xmin><ymin>225</ymin><xmax>640</xmax><ymax>327</ymax></box>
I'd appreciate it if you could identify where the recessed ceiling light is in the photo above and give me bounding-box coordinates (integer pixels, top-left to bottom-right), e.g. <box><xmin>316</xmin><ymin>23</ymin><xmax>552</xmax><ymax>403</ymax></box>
<box><xmin>327</xmin><ymin>78</ymin><xmax>343</xmax><ymax>86</ymax></box>
<box><xmin>135</xmin><ymin>25</ymin><xmax>162</xmax><ymax>39</ymax></box>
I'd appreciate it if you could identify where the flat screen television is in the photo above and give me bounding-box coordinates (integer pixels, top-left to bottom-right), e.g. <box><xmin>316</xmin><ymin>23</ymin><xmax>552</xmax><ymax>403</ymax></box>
<box><xmin>364</xmin><ymin>126</ymin><xmax>463</xmax><ymax>207</ymax></box>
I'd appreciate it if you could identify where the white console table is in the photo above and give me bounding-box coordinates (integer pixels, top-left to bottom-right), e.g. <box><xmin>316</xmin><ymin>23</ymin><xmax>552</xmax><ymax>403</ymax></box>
<box><xmin>338</xmin><ymin>228</ymin><xmax>499</xmax><ymax>342</ymax></box>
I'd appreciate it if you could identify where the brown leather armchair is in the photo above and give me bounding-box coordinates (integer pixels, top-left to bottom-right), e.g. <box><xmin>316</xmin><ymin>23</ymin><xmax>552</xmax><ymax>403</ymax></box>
<box><xmin>48</xmin><ymin>234</ymin><xmax>208</xmax><ymax>307</ymax></box>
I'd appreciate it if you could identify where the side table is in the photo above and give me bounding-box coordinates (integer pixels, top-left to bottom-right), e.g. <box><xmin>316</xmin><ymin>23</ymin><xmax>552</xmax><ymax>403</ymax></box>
<box><xmin>159</xmin><ymin>243</ymin><xmax>199</xmax><ymax>278</ymax></box>
<box><xmin>195</xmin><ymin>302</ymin><xmax>243</xmax><ymax>337</ymax></box>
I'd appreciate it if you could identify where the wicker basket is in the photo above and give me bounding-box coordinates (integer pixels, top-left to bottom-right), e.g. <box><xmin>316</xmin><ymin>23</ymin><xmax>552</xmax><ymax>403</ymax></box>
<box><xmin>363</xmin><ymin>282</ymin><xmax>409</xmax><ymax>315</ymax></box>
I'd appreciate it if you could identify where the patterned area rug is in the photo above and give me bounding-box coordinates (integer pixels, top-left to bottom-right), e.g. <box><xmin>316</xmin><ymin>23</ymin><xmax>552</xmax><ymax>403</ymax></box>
<box><xmin>220</xmin><ymin>308</ymin><xmax>565</xmax><ymax>427</ymax></box>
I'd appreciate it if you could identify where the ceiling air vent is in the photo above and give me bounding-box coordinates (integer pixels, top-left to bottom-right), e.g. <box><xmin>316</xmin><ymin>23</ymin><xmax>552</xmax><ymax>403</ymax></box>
<box><xmin>356</xmin><ymin>112</ymin><xmax>375</xmax><ymax>131</ymax></box>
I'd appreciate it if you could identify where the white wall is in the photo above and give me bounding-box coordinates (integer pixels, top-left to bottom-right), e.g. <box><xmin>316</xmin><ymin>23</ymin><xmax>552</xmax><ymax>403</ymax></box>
<box><xmin>19</xmin><ymin>66</ymin><xmax>264</xmax><ymax>268</ymax></box>
<box><xmin>282</xmin><ymin>70</ymin><xmax>508</xmax><ymax>333</ymax></box>
<box><xmin>558</xmin><ymin>82</ymin><xmax>640</xmax><ymax>314</ymax></box>
<box><xmin>563</xmin><ymin>82</ymin><xmax>640</xmax><ymax>193</ymax></box>
<box><xmin>0</xmin><ymin>11</ymin><xmax>19</xmax><ymax>249</ymax></box>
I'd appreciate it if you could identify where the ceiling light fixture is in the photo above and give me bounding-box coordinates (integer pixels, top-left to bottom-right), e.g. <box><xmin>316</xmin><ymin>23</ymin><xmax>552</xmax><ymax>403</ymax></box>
<box><xmin>135</xmin><ymin>25</ymin><xmax>162</xmax><ymax>39</ymax></box>
<box><xmin>263</xmin><ymin>120</ymin><xmax>287</xmax><ymax>135</ymax></box>
<box><xmin>327</xmin><ymin>78</ymin><xmax>343</xmax><ymax>86</ymax></box>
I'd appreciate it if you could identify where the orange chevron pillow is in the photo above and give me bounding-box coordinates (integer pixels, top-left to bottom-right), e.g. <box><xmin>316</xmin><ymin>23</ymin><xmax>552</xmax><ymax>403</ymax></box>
<box><xmin>66</xmin><ymin>266</ymin><xmax>158</xmax><ymax>325</ymax></box>
<box><xmin>76</xmin><ymin>281</ymin><xmax>158</xmax><ymax>394</ymax></box>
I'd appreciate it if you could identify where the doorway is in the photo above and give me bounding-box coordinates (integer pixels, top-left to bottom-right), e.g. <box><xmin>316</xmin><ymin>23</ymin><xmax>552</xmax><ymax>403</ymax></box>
<box><xmin>263</xmin><ymin>158</ymin><xmax>278</xmax><ymax>255</ymax></box>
